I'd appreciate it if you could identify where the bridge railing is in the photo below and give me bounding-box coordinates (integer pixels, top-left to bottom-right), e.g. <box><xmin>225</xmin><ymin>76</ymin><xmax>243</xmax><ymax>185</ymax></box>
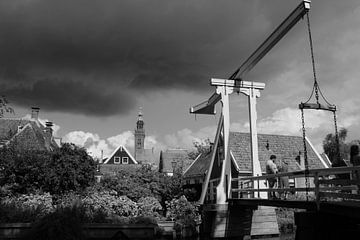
<box><xmin>231</xmin><ymin>166</ymin><xmax>360</xmax><ymax>206</ymax></box>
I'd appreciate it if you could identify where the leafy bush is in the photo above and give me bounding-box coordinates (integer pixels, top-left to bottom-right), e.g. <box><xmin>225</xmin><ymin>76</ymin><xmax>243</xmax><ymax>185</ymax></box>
<box><xmin>276</xmin><ymin>208</ymin><xmax>296</xmax><ymax>234</ymax></box>
<box><xmin>166</xmin><ymin>196</ymin><xmax>200</xmax><ymax>232</ymax></box>
<box><xmin>0</xmin><ymin>144</ymin><xmax>96</xmax><ymax>196</ymax></box>
<box><xmin>82</xmin><ymin>189</ymin><xmax>139</xmax><ymax>218</ymax></box>
<box><xmin>138</xmin><ymin>196</ymin><xmax>163</xmax><ymax>218</ymax></box>
<box><xmin>0</xmin><ymin>201</ymin><xmax>45</xmax><ymax>223</ymax></box>
<box><xmin>0</xmin><ymin>192</ymin><xmax>54</xmax><ymax>222</ymax></box>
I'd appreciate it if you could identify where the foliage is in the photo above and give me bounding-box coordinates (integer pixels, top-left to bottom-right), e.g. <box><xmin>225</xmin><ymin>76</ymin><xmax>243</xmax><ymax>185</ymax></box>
<box><xmin>82</xmin><ymin>189</ymin><xmax>139</xmax><ymax>218</ymax></box>
<box><xmin>0</xmin><ymin>143</ymin><xmax>97</xmax><ymax>195</ymax></box>
<box><xmin>137</xmin><ymin>196</ymin><xmax>163</xmax><ymax>218</ymax></box>
<box><xmin>100</xmin><ymin>165</ymin><xmax>183</xmax><ymax>213</ymax></box>
<box><xmin>0</xmin><ymin>147</ymin><xmax>49</xmax><ymax>193</ymax></box>
<box><xmin>188</xmin><ymin>138</ymin><xmax>211</xmax><ymax>160</ymax></box>
<box><xmin>0</xmin><ymin>96</ymin><xmax>14</xmax><ymax>118</ymax></box>
<box><xmin>275</xmin><ymin>208</ymin><xmax>296</xmax><ymax>234</ymax></box>
<box><xmin>323</xmin><ymin>128</ymin><xmax>348</xmax><ymax>166</ymax></box>
<box><xmin>23</xmin><ymin>205</ymin><xmax>86</xmax><ymax>240</ymax></box>
<box><xmin>166</xmin><ymin>196</ymin><xmax>200</xmax><ymax>232</ymax></box>
<box><xmin>0</xmin><ymin>192</ymin><xmax>54</xmax><ymax>223</ymax></box>
<box><xmin>0</xmin><ymin>201</ymin><xmax>45</xmax><ymax>223</ymax></box>
<box><xmin>44</xmin><ymin>143</ymin><xmax>96</xmax><ymax>194</ymax></box>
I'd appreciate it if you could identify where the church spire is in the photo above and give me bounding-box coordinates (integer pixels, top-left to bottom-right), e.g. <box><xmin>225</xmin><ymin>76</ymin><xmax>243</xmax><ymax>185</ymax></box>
<box><xmin>136</xmin><ymin>107</ymin><xmax>144</xmax><ymax>130</ymax></box>
<box><xmin>135</xmin><ymin>107</ymin><xmax>145</xmax><ymax>159</ymax></box>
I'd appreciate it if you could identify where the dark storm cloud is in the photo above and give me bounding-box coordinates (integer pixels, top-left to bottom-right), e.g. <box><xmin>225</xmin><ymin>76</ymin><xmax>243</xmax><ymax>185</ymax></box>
<box><xmin>2</xmin><ymin>79</ymin><xmax>135</xmax><ymax>116</ymax></box>
<box><xmin>0</xmin><ymin>0</ymin><xmax>358</xmax><ymax>115</ymax></box>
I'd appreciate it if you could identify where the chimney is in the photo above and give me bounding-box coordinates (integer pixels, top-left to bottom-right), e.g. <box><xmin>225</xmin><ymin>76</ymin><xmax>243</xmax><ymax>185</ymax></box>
<box><xmin>209</xmin><ymin>142</ymin><xmax>214</xmax><ymax>152</ymax></box>
<box><xmin>31</xmin><ymin>107</ymin><xmax>40</xmax><ymax>120</ymax></box>
<box><xmin>44</xmin><ymin>121</ymin><xmax>53</xmax><ymax>150</ymax></box>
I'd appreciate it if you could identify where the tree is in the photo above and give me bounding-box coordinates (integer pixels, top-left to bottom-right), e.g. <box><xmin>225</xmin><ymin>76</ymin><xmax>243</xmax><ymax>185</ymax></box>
<box><xmin>44</xmin><ymin>143</ymin><xmax>97</xmax><ymax>194</ymax></box>
<box><xmin>0</xmin><ymin>96</ymin><xmax>14</xmax><ymax>118</ymax></box>
<box><xmin>0</xmin><ymin>143</ymin><xmax>97</xmax><ymax>195</ymax></box>
<box><xmin>323</xmin><ymin>128</ymin><xmax>348</xmax><ymax>166</ymax></box>
<box><xmin>0</xmin><ymin>146</ymin><xmax>48</xmax><ymax>193</ymax></box>
<box><xmin>188</xmin><ymin>138</ymin><xmax>212</xmax><ymax>160</ymax></box>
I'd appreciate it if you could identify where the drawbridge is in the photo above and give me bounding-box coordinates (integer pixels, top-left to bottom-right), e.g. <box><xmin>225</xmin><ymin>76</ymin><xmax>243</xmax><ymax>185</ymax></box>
<box><xmin>189</xmin><ymin>1</ymin><xmax>360</xmax><ymax>239</ymax></box>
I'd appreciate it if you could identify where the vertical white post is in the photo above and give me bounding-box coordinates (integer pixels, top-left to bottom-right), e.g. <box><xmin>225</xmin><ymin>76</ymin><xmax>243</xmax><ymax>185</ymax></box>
<box><xmin>216</xmin><ymin>86</ymin><xmax>233</xmax><ymax>204</ymax></box>
<box><xmin>242</xmin><ymin>88</ymin><xmax>267</xmax><ymax>199</ymax></box>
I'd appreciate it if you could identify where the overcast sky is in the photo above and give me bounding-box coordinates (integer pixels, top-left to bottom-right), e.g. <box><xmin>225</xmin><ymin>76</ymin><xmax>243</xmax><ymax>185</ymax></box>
<box><xmin>1</xmin><ymin>0</ymin><xmax>360</xmax><ymax>158</ymax></box>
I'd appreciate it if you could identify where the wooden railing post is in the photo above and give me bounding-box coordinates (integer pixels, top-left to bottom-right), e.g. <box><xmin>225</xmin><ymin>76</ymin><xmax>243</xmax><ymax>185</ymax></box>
<box><xmin>314</xmin><ymin>172</ymin><xmax>320</xmax><ymax>210</ymax></box>
<box><xmin>257</xmin><ymin>174</ymin><xmax>260</xmax><ymax>198</ymax></box>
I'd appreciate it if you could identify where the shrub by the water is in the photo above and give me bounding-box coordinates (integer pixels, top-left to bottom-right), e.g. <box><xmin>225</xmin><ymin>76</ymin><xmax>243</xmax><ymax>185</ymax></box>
<box><xmin>0</xmin><ymin>192</ymin><xmax>53</xmax><ymax>223</ymax></box>
<box><xmin>166</xmin><ymin>196</ymin><xmax>200</xmax><ymax>233</ymax></box>
<box><xmin>23</xmin><ymin>205</ymin><xmax>86</xmax><ymax>240</ymax></box>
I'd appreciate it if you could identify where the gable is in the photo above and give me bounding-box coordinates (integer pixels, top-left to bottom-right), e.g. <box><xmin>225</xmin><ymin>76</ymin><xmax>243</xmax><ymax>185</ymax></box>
<box><xmin>104</xmin><ymin>145</ymin><xmax>137</xmax><ymax>165</ymax></box>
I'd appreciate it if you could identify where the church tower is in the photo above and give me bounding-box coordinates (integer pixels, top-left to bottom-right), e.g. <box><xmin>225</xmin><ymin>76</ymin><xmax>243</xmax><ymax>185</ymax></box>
<box><xmin>134</xmin><ymin>108</ymin><xmax>145</xmax><ymax>160</ymax></box>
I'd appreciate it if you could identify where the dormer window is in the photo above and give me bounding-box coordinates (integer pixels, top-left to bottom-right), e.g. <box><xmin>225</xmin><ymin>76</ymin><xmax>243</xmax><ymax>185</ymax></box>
<box><xmin>122</xmin><ymin>157</ymin><xmax>129</xmax><ymax>164</ymax></box>
<box><xmin>114</xmin><ymin>156</ymin><xmax>121</xmax><ymax>164</ymax></box>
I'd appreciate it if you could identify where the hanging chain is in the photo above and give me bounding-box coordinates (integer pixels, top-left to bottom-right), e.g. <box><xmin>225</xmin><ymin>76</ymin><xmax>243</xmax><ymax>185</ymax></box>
<box><xmin>301</xmin><ymin>109</ymin><xmax>310</xmax><ymax>201</ymax></box>
<box><xmin>333</xmin><ymin>111</ymin><xmax>341</xmax><ymax>165</ymax></box>
<box><xmin>306</xmin><ymin>12</ymin><xmax>320</xmax><ymax>103</ymax></box>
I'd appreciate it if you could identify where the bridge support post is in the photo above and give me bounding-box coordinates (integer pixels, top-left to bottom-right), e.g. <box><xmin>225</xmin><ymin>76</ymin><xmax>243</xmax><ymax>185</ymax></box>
<box><xmin>240</xmin><ymin>87</ymin><xmax>267</xmax><ymax>199</ymax></box>
<box><xmin>216</xmin><ymin>86</ymin><xmax>233</xmax><ymax>204</ymax></box>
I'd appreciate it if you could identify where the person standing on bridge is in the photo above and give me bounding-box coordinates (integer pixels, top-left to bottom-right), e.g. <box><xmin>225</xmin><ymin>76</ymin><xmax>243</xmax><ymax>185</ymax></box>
<box><xmin>266</xmin><ymin>155</ymin><xmax>278</xmax><ymax>199</ymax></box>
<box><xmin>278</xmin><ymin>159</ymin><xmax>289</xmax><ymax>200</ymax></box>
<box><xmin>350</xmin><ymin>144</ymin><xmax>360</xmax><ymax>194</ymax></box>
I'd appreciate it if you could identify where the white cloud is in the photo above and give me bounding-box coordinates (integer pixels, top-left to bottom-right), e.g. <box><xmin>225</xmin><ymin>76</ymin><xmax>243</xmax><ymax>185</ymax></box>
<box><xmin>63</xmin><ymin>131</ymin><xmax>100</xmax><ymax>148</ymax></box>
<box><xmin>63</xmin><ymin>129</ymin><xmax>166</xmax><ymax>160</ymax></box>
<box><xmin>163</xmin><ymin>126</ymin><xmax>216</xmax><ymax>149</ymax></box>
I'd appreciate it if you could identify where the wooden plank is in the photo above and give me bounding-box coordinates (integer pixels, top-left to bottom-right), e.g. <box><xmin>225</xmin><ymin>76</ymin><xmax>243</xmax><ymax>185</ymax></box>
<box><xmin>229</xmin><ymin>198</ymin><xmax>318</xmax><ymax>210</ymax></box>
<box><xmin>251</xmin><ymin>206</ymin><xmax>279</xmax><ymax>238</ymax></box>
<box><xmin>319</xmin><ymin>179</ymin><xmax>360</xmax><ymax>185</ymax></box>
<box><xmin>252</xmin><ymin>216</ymin><xmax>277</xmax><ymax>223</ymax></box>
<box><xmin>299</xmin><ymin>103</ymin><xmax>336</xmax><ymax>112</ymax></box>
<box><xmin>319</xmin><ymin>191</ymin><xmax>360</xmax><ymax>200</ymax></box>
<box><xmin>319</xmin><ymin>186</ymin><xmax>358</xmax><ymax>191</ymax></box>
<box><xmin>233</xmin><ymin>187</ymin><xmax>315</xmax><ymax>193</ymax></box>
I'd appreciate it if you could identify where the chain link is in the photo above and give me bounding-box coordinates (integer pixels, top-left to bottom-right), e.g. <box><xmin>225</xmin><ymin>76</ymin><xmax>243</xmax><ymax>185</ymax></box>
<box><xmin>301</xmin><ymin>109</ymin><xmax>310</xmax><ymax>201</ymax></box>
<box><xmin>333</xmin><ymin>111</ymin><xmax>341</xmax><ymax>165</ymax></box>
<box><xmin>306</xmin><ymin>12</ymin><xmax>320</xmax><ymax>103</ymax></box>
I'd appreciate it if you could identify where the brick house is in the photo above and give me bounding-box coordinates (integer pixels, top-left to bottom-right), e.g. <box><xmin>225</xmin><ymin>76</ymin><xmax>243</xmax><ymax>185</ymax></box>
<box><xmin>158</xmin><ymin>149</ymin><xmax>194</xmax><ymax>176</ymax></box>
<box><xmin>101</xmin><ymin>145</ymin><xmax>139</xmax><ymax>174</ymax></box>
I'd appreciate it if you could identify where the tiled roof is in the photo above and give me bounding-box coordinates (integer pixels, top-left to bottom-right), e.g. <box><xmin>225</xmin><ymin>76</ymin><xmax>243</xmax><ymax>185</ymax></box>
<box><xmin>183</xmin><ymin>151</ymin><xmax>212</xmax><ymax>178</ymax></box>
<box><xmin>183</xmin><ymin>132</ymin><xmax>326</xmax><ymax>178</ymax></box>
<box><xmin>0</xmin><ymin>118</ymin><xmax>58</xmax><ymax>150</ymax></box>
<box><xmin>230</xmin><ymin>132</ymin><xmax>325</xmax><ymax>172</ymax></box>
<box><xmin>136</xmin><ymin>148</ymin><xmax>158</xmax><ymax>165</ymax></box>
<box><xmin>159</xmin><ymin>149</ymin><xmax>193</xmax><ymax>173</ymax></box>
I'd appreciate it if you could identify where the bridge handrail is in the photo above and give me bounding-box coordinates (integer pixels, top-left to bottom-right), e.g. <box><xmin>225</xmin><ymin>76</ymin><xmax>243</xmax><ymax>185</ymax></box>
<box><xmin>230</xmin><ymin>165</ymin><xmax>360</xmax><ymax>207</ymax></box>
<box><xmin>231</xmin><ymin>166</ymin><xmax>360</xmax><ymax>182</ymax></box>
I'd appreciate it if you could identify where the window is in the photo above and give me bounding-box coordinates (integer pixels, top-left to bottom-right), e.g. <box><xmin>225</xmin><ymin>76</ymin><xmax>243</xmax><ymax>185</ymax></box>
<box><xmin>114</xmin><ymin>157</ymin><xmax>120</xmax><ymax>164</ymax></box>
<box><xmin>122</xmin><ymin>157</ymin><xmax>129</xmax><ymax>164</ymax></box>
